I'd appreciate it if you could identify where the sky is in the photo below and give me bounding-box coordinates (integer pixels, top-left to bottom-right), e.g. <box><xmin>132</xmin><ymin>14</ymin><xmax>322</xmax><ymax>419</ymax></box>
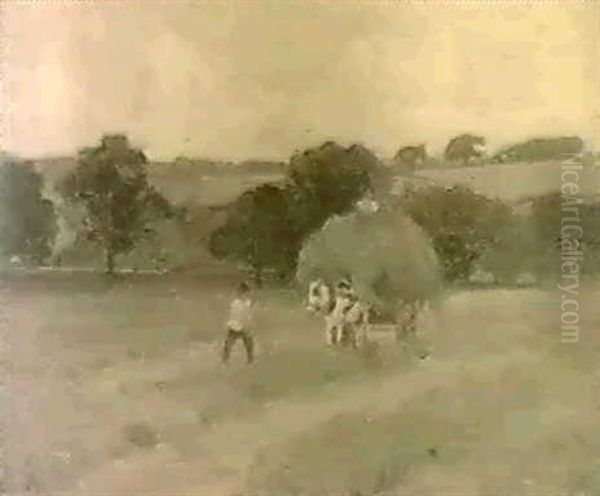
<box><xmin>1</xmin><ymin>1</ymin><xmax>599</xmax><ymax>161</ymax></box>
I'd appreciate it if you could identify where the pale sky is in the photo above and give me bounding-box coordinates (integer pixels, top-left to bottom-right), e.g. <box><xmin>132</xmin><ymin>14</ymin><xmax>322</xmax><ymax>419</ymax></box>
<box><xmin>2</xmin><ymin>1</ymin><xmax>599</xmax><ymax>160</ymax></box>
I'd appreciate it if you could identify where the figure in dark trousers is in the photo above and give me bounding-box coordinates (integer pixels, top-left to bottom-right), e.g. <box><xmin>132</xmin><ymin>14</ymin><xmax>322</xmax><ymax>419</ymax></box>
<box><xmin>222</xmin><ymin>282</ymin><xmax>255</xmax><ymax>364</ymax></box>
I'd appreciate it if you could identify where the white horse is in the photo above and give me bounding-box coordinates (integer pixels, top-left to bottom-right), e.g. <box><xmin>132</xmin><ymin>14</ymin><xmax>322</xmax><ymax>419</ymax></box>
<box><xmin>306</xmin><ymin>279</ymin><xmax>370</xmax><ymax>348</ymax></box>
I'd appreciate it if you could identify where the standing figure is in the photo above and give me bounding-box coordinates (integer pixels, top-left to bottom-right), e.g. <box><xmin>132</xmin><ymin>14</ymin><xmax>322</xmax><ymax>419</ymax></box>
<box><xmin>332</xmin><ymin>279</ymin><xmax>358</xmax><ymax>346</ymax></box>
<box><xmin>396</xmin><ymin>300</ymin><xmax>419</xmax><ymax>340</ymax></box>
<box><xmin>222</xmin><ymin>282</ymin><xmax>255</xmax><ymax>364</ymax></box>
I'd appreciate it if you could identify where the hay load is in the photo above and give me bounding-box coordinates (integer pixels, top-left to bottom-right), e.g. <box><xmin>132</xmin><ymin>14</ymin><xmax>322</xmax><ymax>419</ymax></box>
<box><xmin>296</xmin><ymin>204</ymin><xmax>442</xmax><ymax>319</ymax></box>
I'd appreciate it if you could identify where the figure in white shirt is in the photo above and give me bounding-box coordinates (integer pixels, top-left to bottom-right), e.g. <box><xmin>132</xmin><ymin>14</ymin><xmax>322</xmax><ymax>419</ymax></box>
<box><xmin>222</xmin><ymin>281</ymin><xmax>255</xmax><ymax>364</ymax></box>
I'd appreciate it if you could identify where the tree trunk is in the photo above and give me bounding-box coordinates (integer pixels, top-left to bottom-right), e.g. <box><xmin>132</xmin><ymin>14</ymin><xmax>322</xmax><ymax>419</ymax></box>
<box><xmin>105</xmin><ymin>248</ymin><xmax>116</xmax><ymax>275</ymax></box>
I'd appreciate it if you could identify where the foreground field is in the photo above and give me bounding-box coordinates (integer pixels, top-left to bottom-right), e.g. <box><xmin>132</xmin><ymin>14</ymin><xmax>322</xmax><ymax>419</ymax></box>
<box><xmin>2</xmin><ymin>273</ymin><xmax>598</xmax><ymax>495</ymax></box>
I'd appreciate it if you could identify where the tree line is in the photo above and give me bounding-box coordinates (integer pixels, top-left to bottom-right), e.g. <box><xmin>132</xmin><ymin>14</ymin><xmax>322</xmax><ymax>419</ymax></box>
<box><xmin>1</xmin><ymin>133</ymin><xmax>596</xmax><ymax>284</ymax></box>
<box><xmin>394</xmin><ymin>134</ymin><xmax>586</xmax><ymax>173</ymax></box>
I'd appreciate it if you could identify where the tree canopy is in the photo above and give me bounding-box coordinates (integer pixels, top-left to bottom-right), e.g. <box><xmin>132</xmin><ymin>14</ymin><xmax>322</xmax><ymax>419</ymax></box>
<box><xmin>402</xmin><ymin>184</ymin><xmax>514</xmax><ymax>281</ymax></box>
<box><xmin>209</xmin><ymin>182</ymin><xmax>303</xmax><ymax>283</ymax></box>
<box><xmin>0</xmin><ymin>161</ymin><xmax>57</xmax><ymax>263</ymax></box>
<box><xmin>210</xmin><ymin>141</ymin><xmax>381</xmax><ymax>283</ymax></box>
<box><xmin>63</xmin><ymin>134</ymin><xmax>172</xmax><ymax>273</ymax></box>
<box><xmin>289</xmin><ymin>141</ymin><xmax>379</xmax><ymax>226</ymax></box>
<box><xmin>393</xmin><ymin>144</ymin><xmax>426</xmax><ymax>175</ymax></box>
<box><xmin>444</xmin><ymin>134</ymin><xmax>486</xmax><ymax>165</ymax></box>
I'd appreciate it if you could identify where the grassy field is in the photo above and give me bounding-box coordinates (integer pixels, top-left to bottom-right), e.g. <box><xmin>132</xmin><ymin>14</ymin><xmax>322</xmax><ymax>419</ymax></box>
<box><xmin>2</xmin><ymin>272</ymin><xmax>598</xmax><ymax>495</ymax></box>
<box><xmin>148</xmin><ymin>159</ymin><xmax>599</xmax><ymax>209</ymax></box>
<box><xmin>149</xmin><ymin>159</ymin><xmax>600</xmax><ymax>207</ymax></box>
<box><xmin>415</xmin><ymin>160</ymin><xmax>599</xmax><ymax>203</ymax></box>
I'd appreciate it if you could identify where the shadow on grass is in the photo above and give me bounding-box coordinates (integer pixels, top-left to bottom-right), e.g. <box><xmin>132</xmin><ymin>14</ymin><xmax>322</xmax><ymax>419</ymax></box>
<box><xmin>167</xmin><ymin>342</ymin><xmax>419</xmax><ymax>425</ymax></box>
<box><xmin>245</xmin><ymin>355</ymin><xmax>599</xmax><ymax>496</ymax></box>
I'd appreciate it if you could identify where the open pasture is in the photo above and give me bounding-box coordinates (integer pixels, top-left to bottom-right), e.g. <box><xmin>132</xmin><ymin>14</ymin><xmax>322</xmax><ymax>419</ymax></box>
<box><xmin>2</xmin><ymin>272</ymin><xmax>598</xmax><ymax>495</ymax></box>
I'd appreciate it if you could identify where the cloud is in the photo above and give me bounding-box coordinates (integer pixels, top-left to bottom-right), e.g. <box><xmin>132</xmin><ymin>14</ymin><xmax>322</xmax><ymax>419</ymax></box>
<box><xmin>2</xmin><ymin>2</ymin><xmax>598</xmax><ymax>159</ymax></box>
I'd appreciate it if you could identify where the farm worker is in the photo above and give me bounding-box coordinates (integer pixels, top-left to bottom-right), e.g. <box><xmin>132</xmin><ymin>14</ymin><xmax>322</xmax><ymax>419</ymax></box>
<box><xmin>336</xmin><ymin>278</ymin><xmax>353</xmax><ymax>298</ymax></box>
<box><xmin>331</xmin><ymin>279</ymin><xmax>357</xmax><ymax>345</ymax></box>
<box><xmin>222</xmin><ymin>281</ymin><xmax>255</xmax><ymax>364</ymax></box>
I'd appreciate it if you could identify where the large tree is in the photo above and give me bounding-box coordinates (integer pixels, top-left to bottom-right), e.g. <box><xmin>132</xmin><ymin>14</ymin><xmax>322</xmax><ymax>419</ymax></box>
<box><xmin>393</xmin><ymin>144</ymin><xmax>426</xmax><ymax>175</ymax></box>
<box><xmin>288</xmin><ymin>141</ymin><xmax>379</xmax><ymax>230</ymax></box>
<box><xmin>444</xmin><ymin>134</ymin><xmax>486</xmax><ymax>165</ymax></box>
<box><xmin>0</xmin><ymin>161</ymin><xmax>57</xmax><ymax>264</ymax></box>
<box><xmin>527</xmin><ymin>192</ymin><xmax>599</xmax><ymax>278</ymax></box>
<box><xmin>402</xmin><ymin>184</ymin><xmax>513</xmax><ymax>281</ymax></box>
<box><xmin>63</xmin><ymin>134</ymin><xmax>172</xmax><ymax>274</ymax></box>
<box><xmin>209</xmin><ymin>141</ymin><xmax>381</xmax><ymax>284</ymax></box>
<box><xmin>210</xmin><ymin>182</ymin><xmax>303</xmax><ymax>284</ymax></box>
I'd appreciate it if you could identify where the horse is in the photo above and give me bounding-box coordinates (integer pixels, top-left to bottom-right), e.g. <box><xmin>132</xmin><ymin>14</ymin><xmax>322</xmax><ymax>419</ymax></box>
<box><xmin>306</xmin><ymin>279</ymin><xmax>370</xmax><ymax>348</ymax></box>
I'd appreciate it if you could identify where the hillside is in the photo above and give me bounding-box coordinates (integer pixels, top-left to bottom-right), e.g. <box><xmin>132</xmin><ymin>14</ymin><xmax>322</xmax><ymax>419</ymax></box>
<box><xmin>29</xmin><ymin>156</ymin><xmax>286</xmax><ymax>207</ymax></box>
<box><xmin>411</xmin><ymin>160</ymin><xmax>599</xmax><ymax>203</ymax></box>
<box><xmin>22</xmin><ymin>153</ymin><xmax>599</xmax><ymax>209</ymax></box>
<box><xmin>148</xmin><ymin>162</ymin><xmax>285</xmax><ymax>207</ymax></box>
<box><xmin>6</xmin><ymin>154</ymin><xmax>597</xmax><ymax>271</ymax></box>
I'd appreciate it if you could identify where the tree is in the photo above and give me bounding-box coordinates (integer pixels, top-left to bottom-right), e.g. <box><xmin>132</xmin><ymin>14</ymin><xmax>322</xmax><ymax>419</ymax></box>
<box><xmin>492</xmin><ymin>136</ymin><xmax>584</xmax><ymax>163</ymax></box>
<box><xmin>444</xmin><ymin>134</ymin><xmax>486</xmax><ymax>165</ymax></box>
<box><xmin>477</xmin><ymin>192</ymin><xmax>599</xmax><ymax>284</ymax></box>
<box><xmin>402</xmin><ymin>184</ymin><xmax>513</xmax><ymax>281</ymax></box>
<box><xmin>393</xmin><ymin>144</ymin><xmax>426</xmax><ymax>175</ymax></box>
<box><xmin>477</xmin><ymin>215</ymin><xmax>538</xmax><ymax>285</ymax></box>
<box><xmin>527</xmin><ymin>192</ymin><xmax>599</xmax><ymax>278</ymax></box>
<box><xmin>210</xmin><ymin>182</ymin><xmax>303</xmax><ymax>284</ymax></box>
<box><xmin>63</xmin><ymin>134</ymin><xmax>172</xmax><ymax>274</ymax></box>
<box><xmin>209</xmin><ymin>141</ymin><xmax>382</xmax><ymax>284</ymax></box>
<box><xmin>0</xmin><ymin>161</ymin><xmax>57</xmax><ymax>263</ymax></box>
<box><xmin>289</xmin><ymin>141</ymin><xmax>379</xmax><ymax>230</ymax></box>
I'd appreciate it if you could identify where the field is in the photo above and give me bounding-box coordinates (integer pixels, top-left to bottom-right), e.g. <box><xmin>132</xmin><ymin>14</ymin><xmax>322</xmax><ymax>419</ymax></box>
<box><xmin>34</xmin><ymin>155</ymin><xmax>599</xmax><ymax>208</ymax></box>
<box><xmin>149</xmin><ymin>160</ymin><xmax>600</xmax><ymax>208</ymax></box>
<box><xmin>2</xmin><ymin>273</ymin><xmax>599</xmax><ymax>495</ymax></box>
<box><xmin>149</xmin><ymin>169</ymin><xmax>286</xmax><ymax>207</ymax></box>
<box><xmin>415</xmin><ymin>161</ymin><xmax>599</xmax><ymax>203</ymax></box>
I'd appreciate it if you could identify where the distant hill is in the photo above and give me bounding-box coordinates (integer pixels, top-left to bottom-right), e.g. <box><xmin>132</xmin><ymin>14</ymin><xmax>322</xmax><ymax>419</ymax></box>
<box><xmin>0</xmin><ymin>150</ymin><xmax>21</xmax><ymax>164</ymax></box>
<box><xmin>8</xmin><ymin>150</ymin><xmax>599</xmax><ymax>271</ymax></box>
<box><xmin>148</xmin><ymin>159</ymin><xmax>286</xmax><ymax>206</ymax></box>
<box><xmin>167</xmin><ymin>157</ymin><xmax>286</xmax><ymax>175</ymax></box>
<box><xmin>19</xmin><ymin>149</ymin><xmax>600</xmax><ymax>208</ymax></box>
<box><xmin>23</xmin><ymin>151</ymin><xmax>600</xmax><ymax>208</ymax></box>
<box><xmin>412</xmin><ymin>159</ymin><xmax>599</xmax><ymax>203</ymax></box>
<box><xmin>31</xmin><ymin>156</ymin><xmax>77</xmax><ymax>184</ymax></box>
<box><xmin>492</xmin><ymin>136</ymin><xmax>584</xmax><ymax>163</ymax></box>
<box><xmin>28</xmin><ymin>155</ymin><xmax>286</xmax><ymax>207</ymax></box>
